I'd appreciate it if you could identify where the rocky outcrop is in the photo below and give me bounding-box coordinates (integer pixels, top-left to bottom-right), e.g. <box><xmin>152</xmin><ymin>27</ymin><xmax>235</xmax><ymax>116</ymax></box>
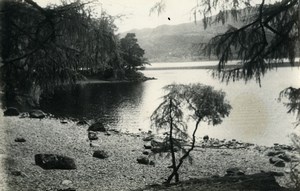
<box><xmin>35</xmin><ymin>154</ymin><xmax>76</xmax><ymax>170</ymax></box>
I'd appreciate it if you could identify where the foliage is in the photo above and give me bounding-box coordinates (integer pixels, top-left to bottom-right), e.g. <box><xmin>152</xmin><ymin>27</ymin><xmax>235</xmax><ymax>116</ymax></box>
<box><xmin>120</xmin><ymin>33</ymin><xmax>148</xmax><ymax>71</ymax></box>
<box><xmin>0</xmin><ymin>0</ymin><xmax>146</xmax><ymax>107</ymax></box>
<box><xmin>151</xmin><ymin>83</ymin><xmax>231</xmax><ymax>183</ymax></box>
<box><xmin>279</xmin><ymin>87</ymin><xmax>300</xmax><ymax>126</ymax></box>
<box><xmin>150</xmin><ymin>0</ymin><xmax>299</xmax><ymax>83</ymax></box>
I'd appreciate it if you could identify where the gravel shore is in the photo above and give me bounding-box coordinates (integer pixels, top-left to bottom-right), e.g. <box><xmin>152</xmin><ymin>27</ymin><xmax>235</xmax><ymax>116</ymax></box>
<box><xmin>0</xmin><ymin>114</ymin><xmax>298</xmax><ymax>191</ymax></box>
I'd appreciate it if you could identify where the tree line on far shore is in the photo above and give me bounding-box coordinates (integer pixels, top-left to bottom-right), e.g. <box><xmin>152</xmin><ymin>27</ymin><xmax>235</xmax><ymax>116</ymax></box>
<box><xmin>0</xmin><ymin>0</ymin><xmax>148</xmax><ymax>107</ymax></box>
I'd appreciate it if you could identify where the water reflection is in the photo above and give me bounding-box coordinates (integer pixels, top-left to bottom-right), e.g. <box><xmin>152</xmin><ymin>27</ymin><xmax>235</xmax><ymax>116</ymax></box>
<box><xmin>41</xmin><ymin>82</ymin><xmax>145</xmax><ymax>127</ymax></box>
<box><xmin>40</xmin><ymin>64</ymin><xmax>300</xmax><ymax>146</ymax></box>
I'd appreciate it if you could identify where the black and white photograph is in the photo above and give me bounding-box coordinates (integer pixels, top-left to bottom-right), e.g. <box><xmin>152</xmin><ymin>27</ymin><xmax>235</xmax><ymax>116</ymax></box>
<box><xmin>0</xmin><ymin>0</ymin><xmax>299</xmax><ymax>190</ymax></box>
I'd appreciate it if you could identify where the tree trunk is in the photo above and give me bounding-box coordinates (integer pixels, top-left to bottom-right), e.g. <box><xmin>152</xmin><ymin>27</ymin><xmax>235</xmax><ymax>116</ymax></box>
<box><xmin>167</xmin><ymin>98</ymin><xmax>179</xmax><ymax>184</ymax></box>
<box><xmin>166</xmin><ymin>118</ymin><xmax>201</xmax><ymax>183</ymax></box>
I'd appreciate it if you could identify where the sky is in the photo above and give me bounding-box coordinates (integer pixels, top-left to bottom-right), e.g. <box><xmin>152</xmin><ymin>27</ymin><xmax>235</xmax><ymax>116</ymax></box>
<box><xmin>34</xmin><ymin>0</ymin><xmax>205</xmax><ymax>32</ymax></box>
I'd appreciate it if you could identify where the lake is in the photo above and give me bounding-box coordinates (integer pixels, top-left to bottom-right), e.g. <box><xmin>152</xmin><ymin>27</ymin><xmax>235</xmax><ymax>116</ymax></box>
<box><xmin>41</xmin><ymin>61</ymin><xmax>300</xmax><ymax>146</ymax></box>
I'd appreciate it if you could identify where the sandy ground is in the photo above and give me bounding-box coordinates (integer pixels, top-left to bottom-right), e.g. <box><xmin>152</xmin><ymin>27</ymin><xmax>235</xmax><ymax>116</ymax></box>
<box><xmin>0</xmin><ymin>114</ymin><xmax>298</xmax><ymax>191</ymax></box>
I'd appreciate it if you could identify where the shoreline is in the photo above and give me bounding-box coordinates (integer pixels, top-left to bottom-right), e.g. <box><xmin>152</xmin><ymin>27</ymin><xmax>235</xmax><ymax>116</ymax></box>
<box><xmin>0</xmin><ymin>115</ymin><xmax>299</xmax><ymax>190</ymax></box>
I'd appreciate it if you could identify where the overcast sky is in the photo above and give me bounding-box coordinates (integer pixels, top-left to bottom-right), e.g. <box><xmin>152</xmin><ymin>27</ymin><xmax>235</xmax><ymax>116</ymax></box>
<box><xmin>35</xmin><ymin>0</ymin><xmax>206</xmax><ymax>33</ymax></box>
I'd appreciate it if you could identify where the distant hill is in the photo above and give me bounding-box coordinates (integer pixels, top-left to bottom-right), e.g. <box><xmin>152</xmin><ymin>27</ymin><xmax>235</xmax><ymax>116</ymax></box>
<box><xmin>122</xmin><ymin>18</ymin><xmax>243</xmax><ymax>62</ymax></box>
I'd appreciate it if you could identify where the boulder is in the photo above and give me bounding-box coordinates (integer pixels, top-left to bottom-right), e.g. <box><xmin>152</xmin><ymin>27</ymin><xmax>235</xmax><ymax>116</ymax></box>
<box><xmin>93</xmin><ymin>150</ymin><xmax>109</xmax><ymax>159</ymax></box>
<box><xmin>29</xmin><ymin>110</ymin><xmax>46</xmax><ymax>119</ymax></box>
<box><xmin>137</xmin><ymin>156</ymin><xmax>149</xmax><ymax>165</ymax></box>
<box><xmin>4</xmin><ymin>107</ymin><xmax>20</xmax><ymax>116</ymax></box>
<box><xmin>88</xmin><ymin>122</ymin><xmax>106</xmax><ymax>132</ymax></box>
<box><xmin>15</xmin><ymin>137</ymin><xmax>26</xmax><ymax>143</ymax></box>
<box><xmin>35</xmin><ymin>154</ymin><xmax>76</xmax><ymax>170</ymax></box>
<box><xmin>142</xmin><ymin>150</ymin><xmax>149</xmax><ymax>155</ymax></box>
<box><xmin>88</xmin><ymin>132</ymin><xmax>98</xmax><ymax>141</ymax></box>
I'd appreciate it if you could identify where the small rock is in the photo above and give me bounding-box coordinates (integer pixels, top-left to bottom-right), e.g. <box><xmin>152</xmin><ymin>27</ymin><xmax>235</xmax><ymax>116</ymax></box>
<box><xmin>90</xmin><ymin>143</ymin><xmax>100</xmax><ymax>147</ymax></box>
<box><xmin>144</xmin><ymin>143</ymin><xmax>152</xmax><ymax>149</ymax></box>
<box><xmin>284</xmin><ymin>169</ymin><xmax>291</xmax><ymax>173</ymax></box>
<box><xmin>58</xmin><ymin>189</ymin><xmax>76</xmax><ymax>191</ymax></box>
<box><xmin>11</xmin><ymin>170</ymin><xmax>22</xmax><ymax>176</ymax></box>
<box><xmin>147</xmin><ymin>130</ymin><xmax>152</xmax><ymax>134</ymax></box>
<box><xmin>29</xmin><ymin>110</ymin><xmax>46</xmax><ymax>119</ymax></box>
<box><xmin>274</xmin><ymin>160</ymin><xmax>285</xmax><ymax>167</ymax></box>
<box><xmin>149</xmin><ymin>161</ymin><xmax>155</xmax><ymax>166</ymax></box>
<box><xmin>19</xmin><ymin>112</ymin><xmax>29</xmax><ymax>118</ymax></box>
<box><xmin>226</xmin><ymin>167</ymin><xmax>245</xmax><ymax>176</ymax></box>
<box><xmin>93</xmin><ymin>150</ymin><xmax>109</xmax><ymax>159</ymax></box>
<box><xmin>203</xmin><ymin>135</ymin><xmax>209</xmax><ymax>142</ymax></box>
<box><xmin>142</xmin><ymin>151</ymin><xmax>149</xmax><ymax>155</ymax></box>
<box><xmin>281</xmin><ymin>145</ymin><xmax>293</xmax><ymax>151</ymax></box>
<box><xmin>269</xmin><ymin>157</ymin><xmax>286</xmax><ymax>167</ymax></box>
<box><xmin>77</xmin><ymin>120</ymin><xmax>88</xmax><ymax>126</ymax></box>
<box><xmin>104</xmin><ymin>132</ymin><xmax>111</xmax><ymax>136</ymax></box>
<box><xmin>266</xmin><ymin>151</ymin><xmax>285</xmax><ymax>157</ymax></box>
<box><xmin>62</xmin><ymin>180</ymin><xmax>72</xmax><ymax>186</ymax></box>
<box><xmin>277</xmin><ymin>153</ymin><xmax>291</xmax><ymax>162</ymax></box>
<box><xmin>143</xmin><ymin>136</ymin><xmax>154</xmax><ymax>142</ymax></box>
<box><xmin>88</xmin><ymin>132</ymin><xmax>98</xmax><ymax>141</ymax></box>
<box><xmin>15</xmin><ymin>137</ymin><xmax>26</xmax><ymax>142</ymax></box>
<box><xmin>88</xmin><ymin>122</ymin><xmax>106</xmax><ymax>132</ymax></box>
<box><xmin>137</xmin><ymin>156</ymin><xmax>149</xmax><ymax>165</ymax></box>
<box><xmin>108</xmin><ymin>129</ymin><xmax>120</xmax><ymax>133</ymax></box>
<box><xmin>61</xmin><ymin>121</ymin><xmax>68</xmax><ymax>124</ymax></box>
<box><xmin>4</xmin><ymin>107</ymin><xmax>20</xmax><ymax>116</ymax></box>
<box><xmin>35</xmin><ymin>154</ymin><xmax>76</xmax><ymax>170</ymax></box>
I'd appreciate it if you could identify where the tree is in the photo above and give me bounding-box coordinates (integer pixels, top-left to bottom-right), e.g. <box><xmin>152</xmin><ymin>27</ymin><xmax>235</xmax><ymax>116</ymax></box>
<box><xmin>0</xmin><ymin>0</ymin><xmax>132</xmax><ymax>107</ymax></box>
<box><xmin>151</xmin><ymin>0</ymin><xmax>298</xmax><ymax>82</ymax></box>
<box><xmin>151</xmin><ymin>83</ymin><xmax>231</xmax><ymax>184</ymax></box>
<box><xmin>120</xmin><ymin>33</ymin><xmax>148</xmax><ymax>71</ymax></box>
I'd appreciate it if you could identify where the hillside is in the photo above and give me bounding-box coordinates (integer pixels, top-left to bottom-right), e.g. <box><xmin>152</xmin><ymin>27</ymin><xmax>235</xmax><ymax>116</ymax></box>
<box><xmin>122</xmin><ymin>19</ymin><xmax>242</xmax><ymax>62</ymax></box>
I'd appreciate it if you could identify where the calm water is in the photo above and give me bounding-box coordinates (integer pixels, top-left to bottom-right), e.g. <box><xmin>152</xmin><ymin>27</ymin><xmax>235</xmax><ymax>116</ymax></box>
<box><xmin>41</xmin><ymin>61</ymin><xmax>300</xmax><ymax>146</ymax></box>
